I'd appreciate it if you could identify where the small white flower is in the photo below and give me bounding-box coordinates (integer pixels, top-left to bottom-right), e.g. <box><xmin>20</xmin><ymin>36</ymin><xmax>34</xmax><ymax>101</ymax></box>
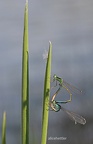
<box><xmin>43</xmin><ymin>50</ymin><xmax>48</xmax><ymax>60</ymax></box>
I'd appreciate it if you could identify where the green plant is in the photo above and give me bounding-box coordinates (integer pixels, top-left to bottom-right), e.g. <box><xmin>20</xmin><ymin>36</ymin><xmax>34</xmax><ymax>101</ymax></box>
<box><xmin>22</xmin><ymin>1</ymin><xmax>29</xmax><ymax>144</ymax></box>
<box><xmin>41</xmin><ymin>42</ymin><xmax>52</xmax><ymax>144</ymax></box>
<box><xmin>2</xmin><ymin>112</ymin><xmax>6</xmax><ymax>144</ymax></box>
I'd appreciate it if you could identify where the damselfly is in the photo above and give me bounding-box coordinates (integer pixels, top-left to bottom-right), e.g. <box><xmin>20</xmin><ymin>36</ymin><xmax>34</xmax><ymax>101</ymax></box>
<box><xmin>52</xmin><ymin>74</ymin><xmax>82</xmax><ymax>103</ymax></box>
<box><xmin>49</xmin><ymin>82</ymin><xmax>86</xmax><ymax>125</ymax></box>
<box><xmin>50</xmin><ymin>99</ymin><xmax>86</xmax><ymax>125</ymax></box>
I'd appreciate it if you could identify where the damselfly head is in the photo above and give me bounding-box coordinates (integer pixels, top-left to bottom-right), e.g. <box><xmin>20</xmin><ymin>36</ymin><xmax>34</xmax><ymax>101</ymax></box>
<box><xmin>53</xmin><ymin>74</ymin><xmax>57</xmax><ymax>81</ymax></box>
<box><xmin>50</xmin><ymin>100</ymin><xmax>61</xmax><ymax>112</ymax></box>
<box><xmin>51</xmin><ymin>74</ymin><xmax>56</xmax><ymax>83</ymax></box>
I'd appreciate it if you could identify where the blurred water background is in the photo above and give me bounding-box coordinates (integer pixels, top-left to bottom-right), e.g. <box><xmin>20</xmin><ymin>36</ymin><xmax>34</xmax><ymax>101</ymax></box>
<box><xmin>0</xmin><ymin>0</ymin><xmax>93</xmax><ymax>144</ymax></box>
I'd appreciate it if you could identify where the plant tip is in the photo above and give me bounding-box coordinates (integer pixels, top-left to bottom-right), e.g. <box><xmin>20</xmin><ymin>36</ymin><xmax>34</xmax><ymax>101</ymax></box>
<box><xmin>49</xmin><ymin>41</ymin><xmax>51</xmax><ymax>45</ymax></box>
<box><xmin>3</xmin><ymin>111</ymin><xmax>6</xmax><ymax>115</ymax></box>
<box><xmin>26</xmin><ymin>0</ymin><xmax>28</xmax><ymax>3</ymax></box>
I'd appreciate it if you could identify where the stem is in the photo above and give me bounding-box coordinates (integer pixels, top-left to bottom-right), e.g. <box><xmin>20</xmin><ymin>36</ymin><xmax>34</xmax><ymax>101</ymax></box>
<box><xmin>22</xmin><ymin>1</ymin><xmax>29</xmax><ymax>144</ymax></box>
<box><xmin>41</xmin><ymin>41</ymin><xmax>52</xmax><ymax>144</ymax></box>
<box><xmin>2</xmin><ymin>112</ymin><xmax>6</xmax><ymax>144</ymax></box>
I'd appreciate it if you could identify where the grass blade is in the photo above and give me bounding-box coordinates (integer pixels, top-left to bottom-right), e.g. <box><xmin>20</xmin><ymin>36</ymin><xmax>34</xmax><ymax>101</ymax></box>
<box><xmin>2</xmin><ymin>112</ymin><xmax>6</xmax><ymax>144</ymax></box>
<box><xmin>41</xmin><ymin>41</ymin><xmax>52</xmax><ymax>144</ymax></box>
<box><xmin>22</xmin><ymin>1</ymin><xmax>29</xmax><ymax>144</ymax></box>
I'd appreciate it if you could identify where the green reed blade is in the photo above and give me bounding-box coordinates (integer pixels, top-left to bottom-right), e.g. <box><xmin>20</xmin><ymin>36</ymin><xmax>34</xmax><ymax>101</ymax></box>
<box><xmin>41</xmin><ymin>42</ymin><xmax>52</xmax><ymax>144</ymax></box>
<box><xmin>22</xmin><ymin>1</ymin><xmax>29</xmax><ymax>144</ymax></box>
<box><xmin>2</xmin><ymin>112</ymin><xmax>6</xmax><ymax>144</ymax></box>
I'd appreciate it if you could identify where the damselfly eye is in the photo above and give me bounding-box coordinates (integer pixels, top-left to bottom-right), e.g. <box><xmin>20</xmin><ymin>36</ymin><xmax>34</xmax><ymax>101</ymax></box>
<box><xmin>53</xmin><ymin>74</ymin><xmax>57</xmax><ymax>79</ymax></box>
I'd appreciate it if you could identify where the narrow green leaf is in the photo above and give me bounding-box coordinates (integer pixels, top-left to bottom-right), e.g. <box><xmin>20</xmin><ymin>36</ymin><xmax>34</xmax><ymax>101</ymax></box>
<box><xmin>22</xmin><ymin>1</ymin><xmax>29</xmax><ymax>144</ymax></box>
<box><xmin>2</xmin><ymin>112</ymin><xmax>6</xmax><ymax>144</ymax></box>
<box><xmin>41</xmin><ymin>41</ymin><xmax>52</xmax><ymax>144</ymax></box>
